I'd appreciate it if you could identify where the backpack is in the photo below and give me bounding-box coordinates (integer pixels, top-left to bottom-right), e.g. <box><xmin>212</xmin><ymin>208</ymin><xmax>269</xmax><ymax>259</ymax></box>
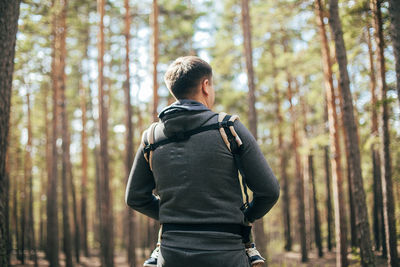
<box><xmin>142</xmin><ymin>112</ymin><xmax>250</xmax><ymax>210</ymax></box>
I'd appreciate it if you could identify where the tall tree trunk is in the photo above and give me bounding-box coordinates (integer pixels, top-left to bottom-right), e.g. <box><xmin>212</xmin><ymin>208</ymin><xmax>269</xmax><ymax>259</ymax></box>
<box><xmin>43</xmin><ymin>83</ymin><xmax>51</xmax><ymax>251</ymax></box>
<box><xmin>68</xmin><ymin>145</ymin><xmax>80</xmax><ymax>263</ymax></box>
<box><xmin>97</xmin><ymin>0</ymin><xmax>114</xmax><ymax>265</ymax></box>
<box><xmin>271</xmin><ymin>44</ymin><xmax>291</xmax><ymax>252</ymax></box>
<box><xmin>124</xmin><ymin>0</ymin><xmax>137</xmax><ymax>265</ymax></box>
<box><xmin>80</xmin><ymin>82</ymin><xmax>89</xmax><ymax>257</ymax></box>
<box><xmin>301</xmin><ymin>94</ymin><xmax>322</xmax><ymax>257</ymax></box>
<box><xmin>152</xmin><ymin>0</ymin><xmax>159</xmax><ymax>122</ymax></box>
<box><xmin>309</xmin><ymin>155</ymin><xmax>323</xmax><ymax>257</ymax></box>
<box><xmin>371</xmin><ymin>1</ymin><xmax>398</xmax><ymax>265</ymax></box>
<box><xmin>13</xmin><ymin>169</ymin><xmax>20</xmax><ymax>261</ymax></box>
<box><xmin>80</xmin><ymin>24</ymin><xmax>90</xmax><ymax>259</ymax></box>
<box><xmin>329</xmin><ymin>0</ymin><xmax>376</xmax><ymax>265</ymax></box>
<box><xmin>324</xmin><ymin>145</ymin><xmax>333</xmax><ymax>252</ymax></box>
<box><xmin>300</xmin><ymin>90</ymin><xmax>312</xmax><ymax>252</ymax></box>
<box><xmin>48</xmin><ymin>0</ymin><xmax>61</xmax><ymax>265</ymax></box>
<box><xmin>315</xmin><ymin>1</ymin><xmax>348</xmax><ymax>265</ymax></box>
<box><xmin>58</xmin><ymin>0</ymin><xmax>73</xmax><ymax>265</ymax></box>
<box><xmin>0</xmin><ymin>1</ymin><xmax>21</xmax><ymax>265</ymax></box>
<box><xmin>241</xmin><ymin>0</ymin><xmax>266</xmax><ymax>255</ymax></box>
<box><xmin>337</xmin><ymin>85</ymin><xmax>357</xmax><ymax>249</ymax></box>
<box><xmin>365</xmin><ymin>24</ymin><xmax>386</xmax><ymax>255</ymax></box>
<box><xmin>388</xmin><ymin>0</ymin><xmax>400</xmax><ymax>106</ymax></box>
<box><xmin>26</xmin><ymin>92</ymin><xmax>39</xmax><ymax>267</ymax></box>
<box><xmin>21</xmin><ymin>113</ymin><xmax>27</xmax><ymax>265</ymax></box>
<box><xmin>287</xmin><ymin>77</ymin><xmax>307</xmax><ymax>262</ymax></box>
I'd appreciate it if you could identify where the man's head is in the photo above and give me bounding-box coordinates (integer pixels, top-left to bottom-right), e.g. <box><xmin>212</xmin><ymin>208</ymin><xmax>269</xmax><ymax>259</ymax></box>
<box><xmin>164</xmin><ymin>56</ymin><xmax>215</xmax><ymax>108</ymax></box>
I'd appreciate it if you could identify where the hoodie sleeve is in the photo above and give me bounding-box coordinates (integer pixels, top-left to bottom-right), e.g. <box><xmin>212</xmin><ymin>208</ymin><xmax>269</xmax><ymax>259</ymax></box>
<box><xmin>125</xmin><ymin>142</ymin><xmax>159</xmax><ymax>221</ymax></box>
<box><xmin>234</xmin><ymin>121</ymin><xmax>280</xmax><ymax>223</ymax></box>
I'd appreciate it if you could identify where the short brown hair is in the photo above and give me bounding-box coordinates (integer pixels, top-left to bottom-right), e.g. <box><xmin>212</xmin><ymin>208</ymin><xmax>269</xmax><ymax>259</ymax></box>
<box><xmin>164</xmin><ymin>56</ymin><xmax>213</xmax><ymax>99</ymax></box>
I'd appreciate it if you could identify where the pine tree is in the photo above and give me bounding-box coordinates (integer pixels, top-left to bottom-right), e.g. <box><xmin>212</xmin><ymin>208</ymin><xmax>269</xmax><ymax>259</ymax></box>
<box><xmin>48</xmin><ymin>0</ymin><xmax>61</xmax><ymax>265</ymax></box>
<box><xmin>315</xmin><ymin>1</ymin><xmax>348</xmax><ymax>264</ymax></box>
<box><xmin>0</xmin><ymin>1</ymin><xmax>21</xmax><ymax>265</ymax></box>
<box><xmin>152</xmin><ymin>0</ymin><xmax>159</xmax><ymax>122</ymax></box>
<box><xmin>241</xmin><ymin>0</ymin><xmax>266</xmax><ymax>256</ymax></box>
<box><xmin>97</xmin><ymin>0</ymin><xmax>114</xmax><ymax>265</ymax></box>
<box><xmin>388</xmin><ymin>0</ymin><xmax>400</xmax><ymax>106</ymax></box>
<box><xmin>329</xmin><ymin>0</ymin><xmax>375</xmax><ymax>265</ymax></box>
<box><xmin>124</xmin><ymin>0</ymin><xmax>136</xmax><ymax>265</ymax></box>
<box><xmin>370</xmin><ymin>0</ymin><xmax>398</xmax><ymax>265</ymax></box>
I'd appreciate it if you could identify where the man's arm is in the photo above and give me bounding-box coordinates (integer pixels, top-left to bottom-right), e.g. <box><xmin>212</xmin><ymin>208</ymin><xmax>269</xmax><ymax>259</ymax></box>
<box><xmin>235</xmin><ymin>121</ymin><xmax>280</xmax><ymax>223</ymax></box>
<box><xmin>125</xmin><ymin>143</ymin><xmax>159</xmax><ymax>220</ymax></box>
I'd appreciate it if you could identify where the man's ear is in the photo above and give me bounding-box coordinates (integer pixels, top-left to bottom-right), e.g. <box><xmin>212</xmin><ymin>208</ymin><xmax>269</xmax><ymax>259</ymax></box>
<box><xmin>201</xmin><ymin>78</ymin><xmax>210</xmax><ymax>96</ymax></box>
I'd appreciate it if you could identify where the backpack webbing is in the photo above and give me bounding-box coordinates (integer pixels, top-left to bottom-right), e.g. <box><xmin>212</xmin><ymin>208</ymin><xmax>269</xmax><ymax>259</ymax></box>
<box><xmin>142</xmin><ymin>112</ymin><xmax>249</xmax><ymax>209</ymax></box>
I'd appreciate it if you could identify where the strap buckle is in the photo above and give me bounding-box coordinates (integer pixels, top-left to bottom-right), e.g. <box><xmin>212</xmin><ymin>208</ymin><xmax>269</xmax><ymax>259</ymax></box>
<box><xmin>144</xmin><ymin>144</ymin><xmax>155</xmax><ymax>153</ymax></box>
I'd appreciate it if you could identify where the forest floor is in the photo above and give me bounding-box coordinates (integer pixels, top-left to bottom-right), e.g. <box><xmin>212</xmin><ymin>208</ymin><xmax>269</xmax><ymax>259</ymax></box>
<box><xmin>10</xmin><ymin>249</ymin><xmax>389</xmax><ymax>267</ymax></box>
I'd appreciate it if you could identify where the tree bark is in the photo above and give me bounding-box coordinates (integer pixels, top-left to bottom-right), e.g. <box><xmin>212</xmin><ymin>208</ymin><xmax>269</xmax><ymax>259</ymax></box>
<box><xmin>329</xmin><ymin>0</ymin><xmax>376</xmax><ymax>265</ymax></box>
<box><xmin>58</xmin><ymin>0</ymin><xmax>73</xmax><ymax>265</ymax></box>
<box><xmin>43</xmin><ymin>83</ymin><xmax>51</xmax><ymax>252</ymax></box>
<box><xmin>337</xmin><ymin>84</ymin><xmax>357</xmax><ymax>249</ymax></box>
<box><xmin>324</xmin><ymin>145</ymin><xmax>333</xmax><ymax>252</ymax></box>
<box><xmin>241</xmin><ymin>0</ymin><xmax>266</xmax><ymax>255</ymax></box>
<box><xmin>68</xmin><ymin>143</ymin><xmax>80</xmax><ymax>263</ymax></box>
<box><xmin>309</xmin><ymin>155</ymin><xmax>323</xmax><ymax>257</ymax></box>
<box><xmin>287</xmin><ymin>76</ymin><xmax>307</xmax><ymax>262</ymax></box>
<box><xmin>47</xmin><ymin>0</ymin><xmax>61</xmax><ymax>265</ymax></box>
<box><xmin>152</xmin><ymin>0</ymin><xmax>159</xmax><ymax>122</ymax></box>
<box><xmin>271</xmin><ymin>44</ymin><xmax>291</xmax><ymax>252</ymax></box>
<box><xmin>388</xmin><ymin>0</ymin><xmax>400</xmax><ymax>107</ymax></box>
<box><xmin>26</xmin><ymin>92</ymin><xmax>39</xmax><ymax>267</ymax></box>
<box><xmin>0</xmin><ymin>1</ymin><xmax>21</xmax><ymax>265</ymax></box>
<box><xmin>97</xmin><ymin>0</ymin><xmax>114</xmax><ymax>265</ymax></box>
<box><xmin>371</xmin><ymin>1</ymin><xmax>398</xmax><ymax>265</ymax></box>
<box><xmin>80</xmin><ymin>23</ymin><xmax>90</xmax><ymax>259</ymax></box>
<box><xmin>124</xmin><ymin>0</ymin><xmax>137</xmax><ymax>265</ymax></box>
<box><xmin>315</xmin><ymin>1</ymin><xmax>348</xmax><ymax>265</ymax></box>
<box><xmin>365</xmin><ymin>24</ymin><xmax>386</xmax><ymax>255</ymax></box>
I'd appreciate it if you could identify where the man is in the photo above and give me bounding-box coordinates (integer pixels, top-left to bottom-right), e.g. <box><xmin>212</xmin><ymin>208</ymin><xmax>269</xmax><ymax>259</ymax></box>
<box><xmin>125</xmin><ymin>56</ymin><xmax>280</xmax><ymax>267</ymax></box>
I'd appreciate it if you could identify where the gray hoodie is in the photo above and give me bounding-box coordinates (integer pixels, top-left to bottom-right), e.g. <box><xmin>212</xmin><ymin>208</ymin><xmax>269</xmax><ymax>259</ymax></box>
<box><xmin>125</xmin><ymin>99</ymin><xmax>279</xmax><ymax>224</ymax></box>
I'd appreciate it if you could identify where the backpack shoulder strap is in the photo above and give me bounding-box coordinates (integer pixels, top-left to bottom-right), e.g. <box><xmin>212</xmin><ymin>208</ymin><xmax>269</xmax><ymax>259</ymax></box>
<box><xmin>218</xmin><ymin>112</ymin><xmax>243</xmax><ymax>153</ymax></box>
<box><xmin>218</xmin><ymin>112</ymin><xmax>249</xmax><ymax>209</ymax></box>
<box><xmin>142</xmin><ymin>122</ymin><xmax>158</xmax><ymax>171</ymax></box>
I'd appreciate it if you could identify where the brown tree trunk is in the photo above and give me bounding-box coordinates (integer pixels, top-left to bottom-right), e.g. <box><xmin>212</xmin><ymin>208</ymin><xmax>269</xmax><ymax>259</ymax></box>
<box><xmin>124</xmin><ymin>0</ymin><xmax>137</xmax><ymax>265</ymax></box>
<box><xmin>329</xmin><ymin>0</ymin><xmax>376</xmax><ymax>265</ymax></box>
<box><xmin>80</xmin><ymin>83</ymin><xmax>90</xmax><ymax>258</ymax></box>
<box><xmin>271</xmin><ymin>44</ymin><xmax>291</xmax><ymax>252</ymax></box>
<box><xmin>80</xmin><ymin>25</ymin><xmax>90</xmax><ymax>259</ymax></box>
<box><xmin>13</xmin><ymin>170</ymin><xmax>20</xmax><ymax>261</ymax></box>
<box><xmin>337</xmin><ymin>85</ymin><xmax>357</xmax><ymax>249</ymax></box>
<box><xmin>26</xmin><ymin>92</ymin><xmax>39</xmax><ymax>267</ymax></box>
<box><xmin>287</xmin><ymin>77</ymin><xmax>307</xmax><ymax>262</ymax></box>
<box><xmin>43</xmin><ymin>83</ymin><xmax>51</xmax><ymax>251</ymax></box>
<box><xmin>152</xmin><ymin>0</ymin><xmax>159</xmax><ymax>122</ymax></box>
<box><xmin>241</xmin><ymin>0</ymin><xmax>265</xmax><ymax>255</ymax></box>
<box><xmin>309</xmin><ymin>155</ymin><xmax>323</xmax><ymax>257</ymax></box>
<box><xmin>324</xmin><ymin>145</ymin><xmax>333</xmax><ymax>252</ymax></box>
<box><xmin>371</xmin><ymin>1</ymin><xmax>398</xmax><ymax>265</ymax></box>
<box><xmin>47</xmin><ymin>0</ymin><xmax>61</xmax><ymax>265</ymax></box>
<box><xmin>58</xmin><ymin>0</ymin><xmax>73</xmax><ymax>265</ymax></box>
<box><xmin>365</xmin><ymin>24</ymin><xmax>386</xmax><ymax>255</ymax></box>
<box><xmin>97</xmin><ymin>0</ymin><xmax>114</xmax><ymax>265</ymax></box>
<box><xmin>315</xmin><ymin>1</ymin><xmax>348</xmax><ymax>265</ymax></box>
<box><xmin>300</xmin><ymin>90</ymin><xmax>312</xmax><ymax>252</ymax></box>
<box><xmin>388</xmin><ymin>0</ymin><xmax>400</xmax><ymax>107</ymax></box>
<box><xmin>68</xmin><ymin>145</ymin><xmax>80</xmax><ymax>263</ymax></box>
<box><xmin>0</xmin><ymin>1</ymin><xmax>21</xmax><ymax>265</ymax></box>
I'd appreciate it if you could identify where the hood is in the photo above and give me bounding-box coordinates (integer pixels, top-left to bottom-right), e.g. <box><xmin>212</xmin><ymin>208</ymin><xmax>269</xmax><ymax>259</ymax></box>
<box><xmin>158</xmin><ymin>99</ymin><xmax>216</xmax><ymax>137</ymax></box>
